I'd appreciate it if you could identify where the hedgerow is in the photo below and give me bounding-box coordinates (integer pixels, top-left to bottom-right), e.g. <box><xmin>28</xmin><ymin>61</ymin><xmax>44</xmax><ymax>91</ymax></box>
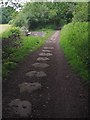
<box><xmin>60</xmin><ymin>22</ymin><xmax>88</xmax><ymax>81</ymax></box>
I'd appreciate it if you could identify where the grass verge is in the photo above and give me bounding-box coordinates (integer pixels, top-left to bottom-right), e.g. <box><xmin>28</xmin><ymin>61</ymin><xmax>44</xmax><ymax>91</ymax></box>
<box><xmin>60</xmin><ymin>22</ymin><xmax>88</xmax><ymax>81</ymax></box>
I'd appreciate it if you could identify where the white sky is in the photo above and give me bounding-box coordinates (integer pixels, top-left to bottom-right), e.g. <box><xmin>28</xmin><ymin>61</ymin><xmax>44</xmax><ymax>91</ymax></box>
<box><xmin>0</xmin><ymin>0</ymin><xmax>90</xmax><ymax>3</ymax></box>
<box><xmin>13</xmin><ymin>0</ymin><xmax>90</xmax><ymax>2</ymax></box>
<box><xmin>0</xmin><ymin>0</ymin><xmax>30</xmax><ymax>3</ymax></box>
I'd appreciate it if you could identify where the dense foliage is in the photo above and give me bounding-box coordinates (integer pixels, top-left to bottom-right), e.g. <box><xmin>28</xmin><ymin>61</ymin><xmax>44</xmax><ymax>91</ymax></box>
<box><xmin>13</xmin><ymin>2</ymin><xmax>74</xmax><ymax>29</ymax></box>
<box><xmin>60</xmin><ymin>2</ymin><xmax>89</xmax><ymax>81</ymax></box>
<box><xmin>60</xmin><ymin>22</ymin><xmax>88</xmax><ymax>80</ymax></box>
<box><xmin>72</xmin><ymin>2</ymin><xmax>88</xmax><ymax>22</ymax></box>
<box><xmin>1</xmin><ymin>26</ymin><xmax>20</xmax><ymax>39</ymax></box>
<box><xmin>0</xmin><ymin>6</ymin><xmax>16</xmax><ymax>24</ymax></box>
<box><xmin>0</xmin><ymin>2</ymin><xmax>89</xmax><ymax>26</ymax></box>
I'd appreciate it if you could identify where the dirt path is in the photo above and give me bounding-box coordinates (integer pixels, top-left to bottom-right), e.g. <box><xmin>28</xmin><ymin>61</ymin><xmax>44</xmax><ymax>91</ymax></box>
<box><xmin>2</xmin><ymin>31</ymin><xmax>88</xmax><ymax>118</ymax></box>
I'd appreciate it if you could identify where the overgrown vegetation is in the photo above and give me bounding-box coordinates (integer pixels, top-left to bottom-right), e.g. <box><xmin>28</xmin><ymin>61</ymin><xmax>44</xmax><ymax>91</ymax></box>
<box><xmin>2</xmin><ymin>27</ymin><xmax>53</xmax><ymax>79</ymax></box>
<box><xmin>60</xmin><ymin>2</ymin><xmax>89</xmax><ymax>81</ymax></box>
<box><xmin>1</xmin><ymin>26</ymin><xmax>20</xmax><ymax>39</ymax></box>
<box><xmin>13</xmin><ymin>2</ymin><xmax>74</xmax><ymax>29</ymax></box>
<box><xmin>0</xmin><ymin>6</ymin><xmax>16</xmax><ymax>24</ymax></box>
<box><xmin>60</xmin><ymin>22</ymin><xmax>88</xmax><ymax>80</ymax></box>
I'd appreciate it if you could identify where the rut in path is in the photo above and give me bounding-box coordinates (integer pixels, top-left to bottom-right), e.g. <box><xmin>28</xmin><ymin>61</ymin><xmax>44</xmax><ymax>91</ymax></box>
<box><xmin>2</xmin><ymin>31</ymin><xmax>88</xmax><ymax>118</ymax></box>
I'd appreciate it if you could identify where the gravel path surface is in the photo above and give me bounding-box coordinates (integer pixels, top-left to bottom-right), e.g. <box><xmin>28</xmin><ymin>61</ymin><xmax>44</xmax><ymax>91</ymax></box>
<box><xmin>2</xmin><ymin>31</ymin><xmax>88</xmax><ymax>118</ymax></box>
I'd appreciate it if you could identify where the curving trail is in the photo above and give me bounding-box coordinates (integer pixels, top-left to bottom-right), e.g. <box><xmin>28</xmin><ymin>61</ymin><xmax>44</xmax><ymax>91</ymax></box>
<box><xmin>2</xmin><ymin>31</ymin><xmax>88</xmax><ymax>118</ymax></box>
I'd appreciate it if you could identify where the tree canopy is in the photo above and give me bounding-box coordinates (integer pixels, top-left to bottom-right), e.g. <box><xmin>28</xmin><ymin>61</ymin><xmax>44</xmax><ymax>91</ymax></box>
<box><xmin>0</xmin><ymin>2</ymin><xmax>89</xmax><ymax>29</ymax></box>
<box><xmin>72</xmin><ymin>2</ymin><xmax>88</xmax><ymax>22</ymax></box>
<box><xmin>13</xmin><ymin>2</ymin><xmax>74</xmax><ymax>29</ymax></box>
<box><xmin>0</xmin><ymin>6</ymin><xmax>16</xmax><ymax>24</ymax></box>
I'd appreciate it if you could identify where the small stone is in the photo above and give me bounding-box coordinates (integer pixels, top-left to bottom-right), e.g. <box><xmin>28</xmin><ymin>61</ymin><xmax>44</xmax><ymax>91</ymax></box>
<box><xmin>26</xmin><ymin>71</ymin><xmax>46</xmax><ymax>78</ymax></box>
<box><xmin>39</xmin><ymin>53</ymin><xmax>53</xmax><ymax>57</ymax></box>
<box><xmin>32</xmin><ymin>62</ymin><xmax>49</xmax><ymax>68</ymax></box>
<box><xmin>26</xmin><ymin>71</ymin><xmax>37</xmax><ymax>77</ymax></box>
<box><xmin>37</xmin><ymin>57</ymin><xmax>50</xmax><ymax>61</ymax></box>
<box><xmin>18</xmin><ymin>82</ymin><xmax>42</xmax><ymax>93</ymax></box>
<box><xmin>42</xmin><ymin>50</ymin><xmax>51</xmax><ymax>52</ymax></box>
<box><xmin>43</xmin><ymin>104</ymin><xmax>46</xmax><ymax>107</ymax></box>
<box><xmin>8</xmin><ymin>99</ymin><xmax>32</xmax><ymax>117</ymax></box>
<box><xmin>43</xmin><ymin>47</ymin><xmax>54</xmax><ymax>50</ymax></box>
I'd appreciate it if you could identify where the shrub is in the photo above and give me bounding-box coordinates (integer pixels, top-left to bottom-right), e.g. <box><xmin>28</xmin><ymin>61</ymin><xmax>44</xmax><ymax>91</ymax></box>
<box><xmin>2</xmin><ymin>27</ymin><xmax>21</xmax><ymax>78</ymax></box>
<box><xmin>1</xmin><ymin>27</ymin><xmax>20</xmax><ymax>39</ymax></box>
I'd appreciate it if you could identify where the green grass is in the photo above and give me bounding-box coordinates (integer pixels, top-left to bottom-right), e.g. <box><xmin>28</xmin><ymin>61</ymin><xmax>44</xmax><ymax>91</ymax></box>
<box><xmin>60</xmin><ymin>22</ymin><xmax>88</xmax><ymax>81</ymax></box>
<box><xmin>0</xmin><ymin>24</ymin><xmax>11</xmax><ymax>34</ymax></box>
<box><xmin>2</xmin><ymin>28</ymin><xmax>54</xmax><ymax>79</ymax></box>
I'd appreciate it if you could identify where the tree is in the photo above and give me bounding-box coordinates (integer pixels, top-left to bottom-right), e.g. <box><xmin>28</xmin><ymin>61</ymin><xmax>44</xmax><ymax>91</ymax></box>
<box><xmin>0</xmin><ymin>6</ymin><xmax>16</xmax><ymax>24</ymax></box>
<box><xmin>72</xmin><ymin>2</ymin><xmax>88</xmax><ymax>22</ymax></box>
<box><xmin>13</xmin><ymin>11</ymin><xmax>27</xmax><ymax>27</ymax></box>
<box><xmin>13</xmin><ymin>2</ymin><xmax>74</xmax><ymax>29</ymax></box>
<box><xmin>48</xmin><ymin>2</ymin><xmax>73</xmax><ymax>26</ymax></box>
<box><xmin>14</xmin><ymin>2</ymin><xmax>50</xmax><ymax>29</ymax></box>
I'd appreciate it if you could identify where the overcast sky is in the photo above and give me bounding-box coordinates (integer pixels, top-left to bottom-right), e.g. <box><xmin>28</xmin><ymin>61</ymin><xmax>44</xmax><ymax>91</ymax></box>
<box><xmin>0</xmin><ymin>0</ymin><xmax>90</xmax><ymax>3</ymax></box>
<box><xmin>1</xmin><ymin>0</ymin><xmax>30</xmax><ymax>3</ymax></box>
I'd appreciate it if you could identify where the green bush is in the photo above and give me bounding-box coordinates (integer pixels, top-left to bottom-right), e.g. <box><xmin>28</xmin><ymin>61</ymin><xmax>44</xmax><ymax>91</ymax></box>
<box><xmin>1</xmin><ymin>26</ymin><xmax>20</xmax><ymax>39</ymax></box>
<box><xmin>60</xmin><ymin>22</ymin><xmax>88</xmax><ymax>80</ymax></box>
<box><xmin>2</xmin><ymin>27</ymin><xmax>21</xmax><ymax>60</ymax></box>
